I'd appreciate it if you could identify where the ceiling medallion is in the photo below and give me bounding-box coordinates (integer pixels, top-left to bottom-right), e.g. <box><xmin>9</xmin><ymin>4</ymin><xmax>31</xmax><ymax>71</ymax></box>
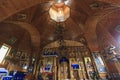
<box><xmin>49</xmin><ymin>1</ymin><xmax>70</xmax><ymax>22</ymax></box>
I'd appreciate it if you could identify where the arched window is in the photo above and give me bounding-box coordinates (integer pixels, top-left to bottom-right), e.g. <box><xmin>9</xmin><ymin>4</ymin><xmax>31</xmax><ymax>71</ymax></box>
<box><xmin>0</xmin><ymin>44</ymin><xmax>11</xmax><ymax>64</ymax></box>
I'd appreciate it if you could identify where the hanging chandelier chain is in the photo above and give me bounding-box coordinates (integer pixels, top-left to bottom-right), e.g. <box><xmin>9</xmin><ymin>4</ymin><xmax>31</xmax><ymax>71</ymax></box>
<box><xmin>54</xmin><ymin>23</ymin><xmax>67</xmax><ymax>51</ymax></box>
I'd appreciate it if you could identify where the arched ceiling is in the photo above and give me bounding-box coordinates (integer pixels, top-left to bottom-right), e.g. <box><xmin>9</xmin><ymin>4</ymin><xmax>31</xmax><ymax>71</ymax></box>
<box><xmin>4</xmin><ymin>21</ymin><xmax>40</xmax><ymax>49</ymax></box>
<box><xmin>0</xmin><ymin>22</ymin><xmax>26</xmax><ymax>45</ymax></box>
<box><xmin>0</xmin><ymin>0</ymin><xmax>51</xmax><ymax>21</ymax></box>
<box><xmin>84</xmin><ymin>8</ymin><xmax>120</xmax><ymax>50</ymax></box>
<box><xmin>98</xmin><ymin>0</ymin><xmax>120</xmax><ymax>5</ymax></box>
<box><xmin>0</xmin><ymin>0</ymin><xmax>120</xmax><ymax>51</ymax></box>
<box><xmin>97</xmin><ymin>10</ymin><xmax>120</xmax><ymax>44</ymax></box>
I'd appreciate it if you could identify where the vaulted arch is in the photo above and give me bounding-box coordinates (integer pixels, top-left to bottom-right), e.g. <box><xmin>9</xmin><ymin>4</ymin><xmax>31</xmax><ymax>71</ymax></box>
<box><xmin>0</xmin><ymin>0</ymin><xmax>51</xmax><ymax>22</ymax></box>
<box><xmin>4</xmin><ymin>21</ymin><xmax>40</xmax><ymax>49</ymax></box>
<box><xmin>85</xmin><ymin>7</ymin><xmax>120</xmax><ymax>51</ymax></box>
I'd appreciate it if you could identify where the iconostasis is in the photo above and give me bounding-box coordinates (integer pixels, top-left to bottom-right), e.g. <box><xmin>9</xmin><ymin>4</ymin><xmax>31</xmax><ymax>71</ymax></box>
<box><xmin>37</xmin><ymin>42</ymin><xmax>107</xmax><ymax>80</ymax></box>
<box><xmin>69</xmin><ymin>50</ymin><xmax>94</xmax><ymax>80</ymax></box>
<box><xmin>38</xmin><ymin>50</ymin><xmax>57</xmax><ymax>80</ymax></box>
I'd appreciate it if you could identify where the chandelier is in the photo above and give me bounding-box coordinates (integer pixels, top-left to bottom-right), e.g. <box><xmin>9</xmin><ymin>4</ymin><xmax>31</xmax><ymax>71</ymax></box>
<box><xmin>49</xmin><ymin>1</ymin><xmax>70</xmax><ymax>22</ymax></box>
<box><xmin>49</xmin><ymin>0</ymin><xmax>70</xmax><ymax>55</ymax></box>
<box><xmin>54</xmin><ymin>23</ymin><xmax>66</xmax><ymax>51</ymax></box>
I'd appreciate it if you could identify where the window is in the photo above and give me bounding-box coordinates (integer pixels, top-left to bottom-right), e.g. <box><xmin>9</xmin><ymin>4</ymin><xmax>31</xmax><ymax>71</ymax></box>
<box><xmin>0</xmin><ymin>44</ymin><xmax>11</xmax><ymax>64</ymax></box>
